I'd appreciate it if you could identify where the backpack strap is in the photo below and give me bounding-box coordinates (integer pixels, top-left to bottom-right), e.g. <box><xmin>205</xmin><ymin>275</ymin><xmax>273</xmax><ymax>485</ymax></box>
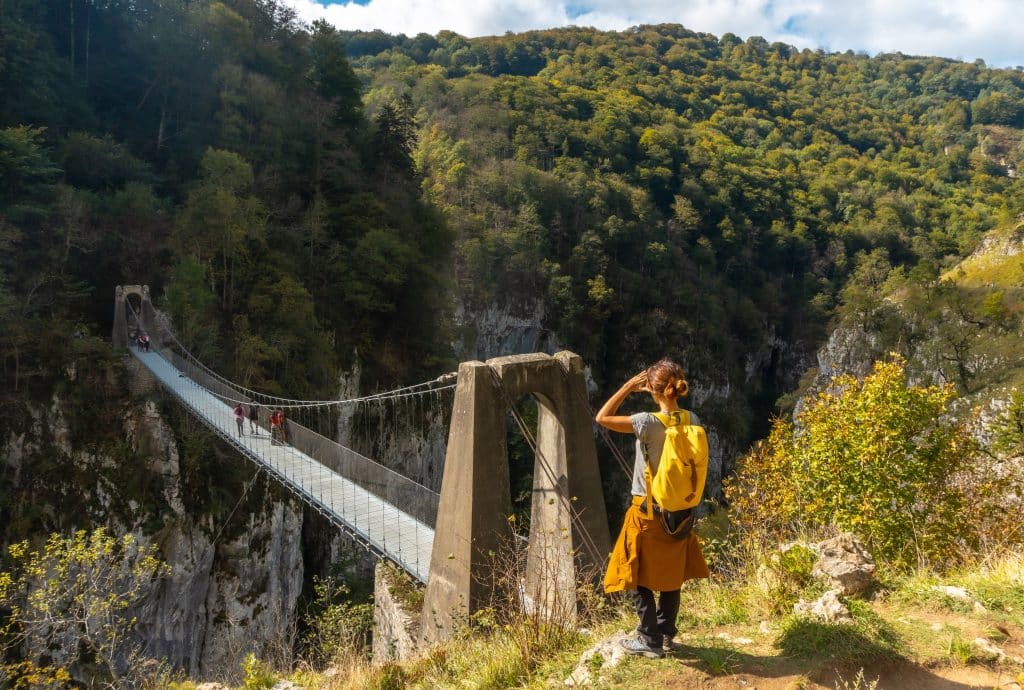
<box><xmin>651</xmin><ymin>410</ymin><xmax>689</xmax><ymax>428</ymax></box>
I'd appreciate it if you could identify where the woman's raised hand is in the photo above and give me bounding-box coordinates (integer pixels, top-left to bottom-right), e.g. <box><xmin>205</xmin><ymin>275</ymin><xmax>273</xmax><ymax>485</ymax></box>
<box><xmin>628</xmin><ymin>371</ymin><xmax>649</xmax><ymax>393</ymax></box>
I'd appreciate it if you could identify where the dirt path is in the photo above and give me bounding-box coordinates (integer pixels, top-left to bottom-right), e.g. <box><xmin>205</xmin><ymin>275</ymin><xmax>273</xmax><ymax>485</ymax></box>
<box><xmin>640</xmin><ymin>660</ymin><xmax>1021</xmax><ymax>689</ymax></box>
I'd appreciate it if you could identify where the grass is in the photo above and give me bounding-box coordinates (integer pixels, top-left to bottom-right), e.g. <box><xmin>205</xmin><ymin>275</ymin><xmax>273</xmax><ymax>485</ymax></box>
<box><xmin>947</xmin><ymin>633</ymin><xmax>979</xmax><ymax>666</ymax></box>
<box><xmin>833</xmin><ymin>667</ymin><xmax>880</xmax><ymax>690</ymax></box>
<box><xmin>775</xmin><ymin>600</ymin><xmax>903</xmax><ymax>665</ymax></box>
<box><xmin>689</xmin><ymin>638</ymin><xmax>741</xmax><ymax>675</ymax></box>
<box><xmin>953</xmin><ymin>553</ymin><xmax>1024</xmax><ymax>624</ymax></box>
<box><xmin>942</xmin><ymin>220</ymin><xmax>1024</xmax><ymax>289</ymax></box>
<box><xmin>203</xmin><ymin>547</ymin><xmax>1024</xmax><ymax>690</ymax></box>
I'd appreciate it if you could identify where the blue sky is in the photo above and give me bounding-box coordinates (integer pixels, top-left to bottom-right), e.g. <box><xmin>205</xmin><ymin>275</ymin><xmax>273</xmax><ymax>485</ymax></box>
<box><xmin>283</xmin><ymin>0</ymin><xmax>1024</xmax><ymax>68</ymax></box>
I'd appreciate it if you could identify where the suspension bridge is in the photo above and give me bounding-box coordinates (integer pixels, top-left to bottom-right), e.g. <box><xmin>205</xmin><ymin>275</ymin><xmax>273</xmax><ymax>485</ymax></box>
<box><xmin>113</xmin><ymin>285</ymin><xmax>612</xmax><ymax>643</ymax></box>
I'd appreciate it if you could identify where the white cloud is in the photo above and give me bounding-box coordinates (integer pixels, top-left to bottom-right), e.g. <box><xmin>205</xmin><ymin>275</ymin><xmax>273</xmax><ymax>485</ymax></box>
<box><xmin>284</xmin><ymin>0</ymin><xmax>1023</xmax><ymax>67</ymax></box>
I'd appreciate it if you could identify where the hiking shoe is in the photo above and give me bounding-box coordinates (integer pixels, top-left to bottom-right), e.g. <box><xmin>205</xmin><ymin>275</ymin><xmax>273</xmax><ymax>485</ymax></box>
<box><xmin>619</xmin><ymin>636</ymin><xmax>664</xmax><ymax>659</ymax></box>
<box><xmin>663</xmin><ymin>637</ymin><xmax>683</xmax><ymax>652</ymax></box>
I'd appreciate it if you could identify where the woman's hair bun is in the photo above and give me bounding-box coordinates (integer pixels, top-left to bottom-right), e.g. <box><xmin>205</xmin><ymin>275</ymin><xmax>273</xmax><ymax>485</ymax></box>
<box><xmin>647</xmin><ymin>358</ymin><xmax>688</xmax><ymax>398</ymax></box>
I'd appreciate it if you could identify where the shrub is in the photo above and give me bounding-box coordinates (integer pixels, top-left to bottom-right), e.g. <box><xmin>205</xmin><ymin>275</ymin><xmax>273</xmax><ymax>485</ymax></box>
<box><xmin>242</xmin><ymin>653</ymin><xmax>276</xmax><ymax>689</ymax></box>
<box><xmin>727</xmin><ymin>356</ymin><xmax>981</xmax><ymax>568</ymax></box>
<box><xmin>300</xmin><ymin>575</ymin><xmax>374</xmax><ymax>668</ymax></box>
<box><xmin>0</xmin><ymin>528</ymin><xmax>168</xmax><ymax>686</ymax></box>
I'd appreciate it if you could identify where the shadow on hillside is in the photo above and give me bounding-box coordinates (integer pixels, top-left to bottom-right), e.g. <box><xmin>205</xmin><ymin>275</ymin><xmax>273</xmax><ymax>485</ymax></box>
<box><xmin>667</xmin><ymin>618</ymin><xmax>982</xmax><ymax>689</ymax></box>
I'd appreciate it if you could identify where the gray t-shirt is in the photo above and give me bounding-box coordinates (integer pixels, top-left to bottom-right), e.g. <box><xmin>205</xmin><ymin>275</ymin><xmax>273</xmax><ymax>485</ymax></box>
<box><xmin>630</xmin><ymin>410</ymin><xmax>702</xmax><ymax>497</ymax></box>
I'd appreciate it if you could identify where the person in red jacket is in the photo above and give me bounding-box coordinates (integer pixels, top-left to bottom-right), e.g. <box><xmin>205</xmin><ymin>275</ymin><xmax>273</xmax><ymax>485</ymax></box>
<box><xmin>270</xmin><ymin>409</ymin><xmax>285</xmax><ymax>446</ymax></box>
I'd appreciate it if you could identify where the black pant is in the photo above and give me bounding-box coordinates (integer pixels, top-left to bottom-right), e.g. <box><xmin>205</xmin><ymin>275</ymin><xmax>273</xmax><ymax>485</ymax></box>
<box><xmin>633</xmin><ymin>586</ymin><xmax>680</xmax><ymax>647</ymax></box>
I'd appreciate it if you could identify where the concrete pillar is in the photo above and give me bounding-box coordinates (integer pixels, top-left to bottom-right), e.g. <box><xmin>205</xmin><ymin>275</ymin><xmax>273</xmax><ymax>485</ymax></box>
<box><xmin>419</xmin><ymin>360</ymin><xmax>514</xmax><ymax>644</ymax></box>
<box><xmin>140</xmin><ymin>285</ymin><xmax>157</xmax><ymax>343</ymax></box>
<box><xmin>524</xmin><ymin>352</ymin><xmax>609</xmax><ymax>621</ymax></box>
<box><xmin>112</xmin><ymin>285</ymin><xmax>129</xmax><ymax>348</ymax></box>
<box><xmin>419</xmin><ymin>351</ymin><xmax>610</xmax><ymax>644</ymax></box>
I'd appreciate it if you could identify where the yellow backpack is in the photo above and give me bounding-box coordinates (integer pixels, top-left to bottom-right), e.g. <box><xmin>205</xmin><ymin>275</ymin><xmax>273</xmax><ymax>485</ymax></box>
<box><xmin>643</xmin><ymin>410</ymin><xmax>709</xmax><ymax>516</ymax></box>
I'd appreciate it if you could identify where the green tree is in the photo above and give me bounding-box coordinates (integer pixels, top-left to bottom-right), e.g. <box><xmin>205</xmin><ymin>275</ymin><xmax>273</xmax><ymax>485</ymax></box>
<box><xmin>177</xmin><ymin>148</ymin><xmax>266</xmax><ymax>311</ymax></box>
<box><xmin>163</xmin><ymin>256</ymin><xmax>221</xmax><ymax>360</ymax></box>
<box><xmin>993</xmin><ymin>389</ymin><xmax>1024</xmax><ymax>457</ymax></box>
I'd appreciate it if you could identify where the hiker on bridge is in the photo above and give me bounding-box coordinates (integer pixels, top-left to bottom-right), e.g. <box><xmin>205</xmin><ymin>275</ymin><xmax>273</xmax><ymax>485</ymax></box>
<box><xmin>595</xmin><ymin>358</ymin><xmax>710</xmax><ymax>659</ymax></box>
<box><xmin>248</xmin><ymin>403</ymin><xmax>260</xmax><ymax>435</ymax></box>
<box><xmin>270</xmin><ymin>408</ymin><xmax>286</xmax><ymax>446</ymax></box>
<box><xmin>232</xmin><ymin>403</ymin><xmax>245</xmax><ymax>437</ymax></box>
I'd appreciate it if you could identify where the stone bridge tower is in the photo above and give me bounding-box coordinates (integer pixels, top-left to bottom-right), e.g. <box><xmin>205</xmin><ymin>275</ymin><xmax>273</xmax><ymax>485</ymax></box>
<box><xmin>420</xmin><ymin>351</ymin><xmax>610</xmax><ymax>643</ymax></box>
<box><xmin>112</xmin><ymin>285</ymin><xmax>157</xmax><ymax>347</ymax></box>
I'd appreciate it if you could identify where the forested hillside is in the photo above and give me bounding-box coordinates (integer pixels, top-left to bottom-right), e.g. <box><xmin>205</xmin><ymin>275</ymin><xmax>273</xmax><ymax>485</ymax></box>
<box><xmin>0</xmin><ymin>0</ymin><xmax>451</xmax><ymax>407</ymax></box>
<box><xmin>344</xmin><ymin>25</ymin><xmax>1023</xmax><ymax>435</ymax></box>
<box><xmin>3</xmin><ymin>2</ymin><xmax>1023</xmax><ymax>448</ymax></box>
<box><xmin>1</xmin><ymin>0</ymin><xmax>1022</xmax><ymax>517</ymax></box>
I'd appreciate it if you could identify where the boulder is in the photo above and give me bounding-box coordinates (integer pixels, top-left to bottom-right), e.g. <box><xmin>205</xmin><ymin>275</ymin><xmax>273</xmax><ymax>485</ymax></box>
<box><xmin>812</xmin><ymin>534</ymin><xmax>876</xmax><ymax>596</ymax></box>
<box><xmin>564</xmin><ymin>632</ymin><xmax>631</xmax><ymax>686</ymax></box>
<box><xmin>971</xmin><ymin>637</ymin><xmax>1024</xmax><ymax>665</ymax></box>
<box><xmin>794</xmin><ymin>589</ymin><xmax>852</xmax><ymax>624</ymax></box>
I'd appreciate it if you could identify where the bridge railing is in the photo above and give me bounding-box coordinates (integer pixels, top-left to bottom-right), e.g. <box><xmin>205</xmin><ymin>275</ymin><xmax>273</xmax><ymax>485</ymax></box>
<box><xmin>160</xmin><ymin>348</ymin><xmax>440</xmax><ymax>528</ymax></box>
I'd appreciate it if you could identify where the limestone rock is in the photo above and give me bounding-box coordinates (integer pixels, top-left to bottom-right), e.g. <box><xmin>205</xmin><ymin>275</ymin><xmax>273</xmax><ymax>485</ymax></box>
<box><xmin>812</xmin><ymin>534</ymin><xmax>876</xmax><ymax>596</ymax></box>
<box><xmin>971</xmin><ymin>637</ymin><xmax>1024</xmax><ymax>665</ymax></box>
<box><xmin>934</xmin><ymin>585</ymin><xmax>972</xmax><ymax>600</ymax></box>
<box><xmin>271</xmin><ymin>681</ymin><xmax>305</xmax><ymax>690</ymax></box>
<box><xmin>794</xmin><ymin>589</ymin><xmax>853</xmax><ymax>624</ymax></box>
<box><xmin>564</xmin><ymin>632</ymin><xmax>632</xmax><ymax>686</ymax></box>
<box><xmin>373</xmin><ymin>562</ymin><xmax>421</xmax><ymax>663</ymax></box>
<box><xmin>199</xmin><ymin>502</ymin><xmax>304</xmax><ymax>672</ymax></box>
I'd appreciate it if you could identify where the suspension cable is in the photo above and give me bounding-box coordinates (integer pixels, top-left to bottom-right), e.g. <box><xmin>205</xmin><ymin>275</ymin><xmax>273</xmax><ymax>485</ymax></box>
<box><xmin>202</xmin><ymin>383</ymin><xmax>457</xmax><ymax>410</ymax></box>
<box><xmin>210</xmin><ymin>464</ymin><xmax>265</xmax><ymax>547</ymax></box>
<box><xmin>557</xmin><ymin>366</ymin><xmax>637</xmax><ymax>478</ymax></box>
<box><xmin>124</xmin><ymin>296</ymin><xmax>457</xmax><ymax>407</ymax></box>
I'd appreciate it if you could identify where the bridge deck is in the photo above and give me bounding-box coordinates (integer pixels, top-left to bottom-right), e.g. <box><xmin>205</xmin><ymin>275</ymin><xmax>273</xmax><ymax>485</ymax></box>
<box><xmin>130</xmin><ymin>349</ymin><xmax>434</xmax><ymax>582</ymax></box>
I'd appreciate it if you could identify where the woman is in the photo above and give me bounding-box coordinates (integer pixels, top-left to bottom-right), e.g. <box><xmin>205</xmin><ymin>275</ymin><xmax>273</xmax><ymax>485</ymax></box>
<box><xmin>595</xmin><ymin>358</ymin><xmax>710</xmax><ymax>658</ymax></box>
<box><xmin>232</xmin><ymin>403</ymin><xmax>245</xmax><ymax>437</ymax></box>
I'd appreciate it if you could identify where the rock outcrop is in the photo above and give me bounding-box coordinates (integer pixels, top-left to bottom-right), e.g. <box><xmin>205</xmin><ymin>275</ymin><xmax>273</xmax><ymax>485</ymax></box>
<box><xmin>1</xmin><ymin>385</ymin><xmax>307</xmax><ymax>681</ymax></box>
<box><xmin>812</xmin><ymin>533</ymin><xmax>877</xmax><ymax>597</ymax></box>
<box><xmin>372</xmin><ymin>563</ymin><xmax>420</xmax><ymax>663</ymax></box>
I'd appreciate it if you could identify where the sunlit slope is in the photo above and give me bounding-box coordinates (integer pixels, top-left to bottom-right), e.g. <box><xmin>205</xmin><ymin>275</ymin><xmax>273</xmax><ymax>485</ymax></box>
<box><xmin>942</xmin><ymin>220</ymin><xmax>1024</xmax><ymax>288</ymax></box>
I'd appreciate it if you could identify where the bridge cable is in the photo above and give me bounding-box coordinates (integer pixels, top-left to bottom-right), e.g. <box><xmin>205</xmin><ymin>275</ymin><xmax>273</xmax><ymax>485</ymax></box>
<box><xmin>557</xmin><ymin>367</ymin><xmax>639</xmax><ymax>479</ymax></box>
<box><xmin>124</xmin><ymin>295</ymin><xmax>457</xmax><ymax>407</ymax></box>
<box><xmin>210</xmin><ymin>464</ymin><xmax>265</xmax><ymax>547</ymax></box>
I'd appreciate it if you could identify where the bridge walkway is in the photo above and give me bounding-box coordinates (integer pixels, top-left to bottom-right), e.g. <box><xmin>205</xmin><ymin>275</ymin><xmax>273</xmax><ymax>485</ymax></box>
<box><xmin>129</xmin><ymin>347</ymin><xmax>434</xmax><ymax>582</ymax></box>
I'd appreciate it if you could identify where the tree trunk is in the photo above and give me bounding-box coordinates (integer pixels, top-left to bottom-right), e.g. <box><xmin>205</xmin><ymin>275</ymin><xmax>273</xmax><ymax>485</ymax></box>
<box><xmin>84</xmin><ymin>0</ymin><xmax>91</xmax><ymax>87</ymax></box>
<box><xmin>157</xmin><ymin>106</ymin><xmax>166</xmax><ymax>150</ymax></box>
<box><xmin>69</xmin><ymin>0</ymin><xmax>76</xmax><ymax>79</ymax></box>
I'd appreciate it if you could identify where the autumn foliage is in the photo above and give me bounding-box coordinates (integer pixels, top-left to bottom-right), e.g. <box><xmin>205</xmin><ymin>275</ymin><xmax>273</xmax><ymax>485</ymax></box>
<box><xmin>728</xmin><ymin>357</ymin><xmax>1019</xmax><ymax>568</ymax></box>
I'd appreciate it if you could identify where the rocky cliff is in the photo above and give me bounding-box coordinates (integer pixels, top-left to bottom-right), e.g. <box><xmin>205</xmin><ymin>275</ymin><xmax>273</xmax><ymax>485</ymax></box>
<box><xmin>0</xmin><ymin>362</ymin><xmax>309</xmax><ymax>681</ymax></box>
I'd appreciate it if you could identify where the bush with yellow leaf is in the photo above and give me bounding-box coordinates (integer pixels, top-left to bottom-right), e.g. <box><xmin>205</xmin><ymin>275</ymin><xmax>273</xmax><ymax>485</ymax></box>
<box><xmin>728</xmin><ymin>356</ymin><xmax>1018</xmax><ymax>569</ymax></box>
<box><xmin>0</xmin><ymin>528</ymin><xmax>168</xmax><ymax>687</ymax></box>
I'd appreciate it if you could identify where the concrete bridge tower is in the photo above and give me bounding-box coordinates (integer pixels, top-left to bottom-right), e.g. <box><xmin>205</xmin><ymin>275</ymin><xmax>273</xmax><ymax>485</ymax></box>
<box><xmin>420</xmin><ymin>351</ymin><xmax>610</xmax><ymax>644</ymax></box>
